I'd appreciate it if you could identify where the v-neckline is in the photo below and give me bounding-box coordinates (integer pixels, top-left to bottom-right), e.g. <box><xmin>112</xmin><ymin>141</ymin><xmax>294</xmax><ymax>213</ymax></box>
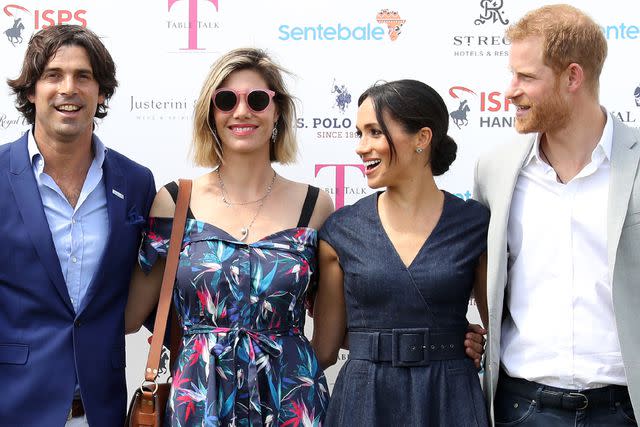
<box><xmin>373</xmin><ymin>190</ymin><xmax>448</xmax><ymax>270</ymax></box>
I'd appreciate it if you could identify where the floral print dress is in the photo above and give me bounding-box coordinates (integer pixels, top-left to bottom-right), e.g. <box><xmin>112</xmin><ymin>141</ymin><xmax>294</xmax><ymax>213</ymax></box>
<box><xmin>140</xmin><ymin>218</ymin><xmax>328</xmax><ymax>427</ymax></box>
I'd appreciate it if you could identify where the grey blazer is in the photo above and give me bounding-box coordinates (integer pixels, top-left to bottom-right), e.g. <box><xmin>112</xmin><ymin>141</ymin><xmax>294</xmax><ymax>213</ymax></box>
<box><xmin>473</xmin><ymin>114</ymin><xmax>640</xmax><ymax>424</ymax></box>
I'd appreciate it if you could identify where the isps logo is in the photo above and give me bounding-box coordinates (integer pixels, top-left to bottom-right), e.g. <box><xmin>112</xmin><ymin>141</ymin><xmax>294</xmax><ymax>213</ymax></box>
<box><xmin>448</xmin><ymin>86</ymin><xmax>514</xmax><ymax>129</ymax></box>
<box><xmin>3</xmin><ymin>4</ymin><xmax>87</xmax><ymax>47</ymax></box>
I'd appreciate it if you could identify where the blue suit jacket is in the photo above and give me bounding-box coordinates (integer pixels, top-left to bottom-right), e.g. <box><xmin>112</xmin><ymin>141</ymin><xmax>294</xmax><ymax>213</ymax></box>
<box><xmin>0</xmin><ymin>132</ymin><xmax>156</xmax><ymax>427</ymax></box>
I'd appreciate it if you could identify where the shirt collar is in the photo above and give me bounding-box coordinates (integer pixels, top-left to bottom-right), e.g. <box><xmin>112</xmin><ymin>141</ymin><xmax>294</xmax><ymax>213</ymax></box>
<box><xmin>524</xmin><ymin>107</ymin><xmax>613</xmax><ymax>167</ymax></box>
<box><xmin>28</xmin><ymin>129</ymin><xmax>107</xmax><ymax>174</ymax></box>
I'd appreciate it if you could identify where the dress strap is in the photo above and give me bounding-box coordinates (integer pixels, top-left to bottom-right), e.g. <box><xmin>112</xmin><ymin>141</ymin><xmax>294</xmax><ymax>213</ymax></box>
<box><xmin>164</xmin><ymin>181</ymin><xmax>195</xmax><ymax>219</ymax></box>
<box><xmin>296</xmin><ymin>185</ymin><xmax>320</xmax><ymax>228</ymax></box>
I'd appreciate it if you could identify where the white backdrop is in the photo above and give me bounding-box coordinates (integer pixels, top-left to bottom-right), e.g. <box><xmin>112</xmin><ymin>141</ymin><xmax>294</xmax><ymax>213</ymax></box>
<box><xmin>1</xmin><ymin>0</ymin><xmax>638</xmax><ymax>398</ymax></box>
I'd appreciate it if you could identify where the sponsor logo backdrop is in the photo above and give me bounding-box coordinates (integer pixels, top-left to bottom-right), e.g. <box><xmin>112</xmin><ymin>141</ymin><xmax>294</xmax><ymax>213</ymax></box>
<box><xmin>1</xmin><ymin>0</ymin><xmax>638</xmax><ymax>397</ymax></box>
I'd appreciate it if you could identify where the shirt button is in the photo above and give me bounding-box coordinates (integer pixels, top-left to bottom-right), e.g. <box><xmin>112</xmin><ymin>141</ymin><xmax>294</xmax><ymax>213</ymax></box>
<box><xmin>72</xmin><ymin>219</ymin><xmax>76</xmax><ymax>224</ymax></box>
<box><xmin>71</xmin><ymin>256</ymin><xmax>77</xmax><ymax>263</ymax></box>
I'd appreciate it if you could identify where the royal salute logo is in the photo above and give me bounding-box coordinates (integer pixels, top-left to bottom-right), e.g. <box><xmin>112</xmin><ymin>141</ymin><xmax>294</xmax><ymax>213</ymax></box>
<box><xmin>0</xmin><ymin>111</ymin><xmax>28</xmax><ymax>130</ymax></box>
<box><xmin>608</xmin><ymin>86</ymin><xmax>639</xmax><ymax>127</ymax></box>
<box><xmin>166</xmin><ymin>0</ymin><xmax>221</xmax><ymax>51</ymax></box>
<box><xmin>376</xmin><ymin>9</ymin><xmax>405</xmax><ymax>41</ymax></box>
<box><xmin>451</xmin><ymin>0</ymin><xmax>510</xmax><ymax>58</ymax></box>
<box><xmin>2</xmin><ymin>3</ymin><xmax>87</xmax><ymax>47</ymax></box>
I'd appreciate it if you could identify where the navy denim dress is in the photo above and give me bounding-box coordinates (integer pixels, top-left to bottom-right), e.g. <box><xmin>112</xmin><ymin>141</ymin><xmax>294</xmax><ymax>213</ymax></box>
<box><xmin>319</xmin><ymin>191</ymin><xmax>489</xmax><ymax>426</ymax></box>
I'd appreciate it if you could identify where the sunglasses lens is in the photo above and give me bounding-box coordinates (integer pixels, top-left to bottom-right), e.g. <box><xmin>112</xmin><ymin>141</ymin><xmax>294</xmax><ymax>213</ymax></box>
<box><xmin>214</xmin><ymin>90</ymin><xmax>237</xmax><ymax>111</ymax></box>
<box><xmin>247</xmin><ymin>90</ymin><xmax>271</xmax><ymax>112</ymax></box>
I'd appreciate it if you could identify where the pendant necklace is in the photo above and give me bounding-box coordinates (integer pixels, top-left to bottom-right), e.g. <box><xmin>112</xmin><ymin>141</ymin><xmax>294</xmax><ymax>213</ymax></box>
<box><xmin>216</xmin><ymin>168</ymin><xmax>277</xmax><ymax>241</ymax></box>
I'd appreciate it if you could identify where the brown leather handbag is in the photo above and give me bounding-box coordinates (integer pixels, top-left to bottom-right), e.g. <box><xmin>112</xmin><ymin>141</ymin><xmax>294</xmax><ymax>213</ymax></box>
<box><xmin>125</xmin><ymin>179</ymin><xmax>192</xmax><ymax>427</ymax></box>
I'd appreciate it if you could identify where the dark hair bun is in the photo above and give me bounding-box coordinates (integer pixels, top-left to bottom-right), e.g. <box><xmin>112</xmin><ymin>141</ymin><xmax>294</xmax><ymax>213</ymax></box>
<box><xmin>430</xmin><ymin>135</ymin><xmax>457</xmax><ymax>176</ymax></box>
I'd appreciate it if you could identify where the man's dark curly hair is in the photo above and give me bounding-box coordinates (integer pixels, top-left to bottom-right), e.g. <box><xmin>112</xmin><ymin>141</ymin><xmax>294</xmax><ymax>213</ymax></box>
<box><xmin>7</xmin><ymin>24</ymin><xmax>117</xmax><ymax>124</ymax></box>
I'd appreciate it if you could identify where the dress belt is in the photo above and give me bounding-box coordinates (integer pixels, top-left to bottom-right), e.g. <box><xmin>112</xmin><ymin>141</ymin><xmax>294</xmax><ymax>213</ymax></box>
<box><xmin>499</xmin><ymin>371</ymin><xmax>631</xmax><ymax>411</ymax></box>
<box><xmin>348</xmin><ymin>327</ymin><xmax>466</xmax><ymax>367</ymax></box>
<box><xmin>182</xmin><ymin>325</ymin><xmax>301</xmax><ymax>423</ymax></box>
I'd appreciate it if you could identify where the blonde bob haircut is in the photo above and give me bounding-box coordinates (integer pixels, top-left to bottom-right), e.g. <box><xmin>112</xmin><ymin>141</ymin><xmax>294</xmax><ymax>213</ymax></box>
<box><xmin>192</xmin><ymin>48</ymin><xmax>297</xmax><ymax>167</ymax></box>
<box><xmin>506</xmin><ymin>4</ymin><xmax>607</xmax><ymax>96</ymax></box>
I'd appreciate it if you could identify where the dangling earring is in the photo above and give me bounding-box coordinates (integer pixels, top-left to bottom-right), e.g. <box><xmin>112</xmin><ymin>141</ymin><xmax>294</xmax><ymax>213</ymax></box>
<box><xmin>416</xmin><ymin>147</ymin><xmax>424</xmax><ymax>154</ymax></box>
<box><xmin>271</xmin><ymin>124</ymin><xmax>278</xmax><ymax>143</ymax></box>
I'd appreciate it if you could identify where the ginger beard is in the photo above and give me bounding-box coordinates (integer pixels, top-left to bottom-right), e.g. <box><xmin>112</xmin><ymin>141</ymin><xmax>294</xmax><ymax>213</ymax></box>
<box><xmin>515</xmin><ymin>76</ymin><xmax>571</xmax><ymax>135</ymax></box>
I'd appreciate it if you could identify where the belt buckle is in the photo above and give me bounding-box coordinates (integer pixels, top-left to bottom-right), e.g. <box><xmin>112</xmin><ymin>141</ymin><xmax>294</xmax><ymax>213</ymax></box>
<box><xmin>568</xmin><ymin>392</ymin><xmax>588</xmax><ymax>410</ymax></box>
<box><xmin>391</xmin><ymin>328</ymin><xmax>429</xmax><ymax>367</ymax></box>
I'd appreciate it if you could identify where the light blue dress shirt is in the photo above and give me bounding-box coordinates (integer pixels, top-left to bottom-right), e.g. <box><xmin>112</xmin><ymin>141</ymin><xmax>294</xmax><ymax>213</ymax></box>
<box><xmin>27</xmin><ymin>130</ymin><xmax>109</xmax><ymax>314</ymax></box>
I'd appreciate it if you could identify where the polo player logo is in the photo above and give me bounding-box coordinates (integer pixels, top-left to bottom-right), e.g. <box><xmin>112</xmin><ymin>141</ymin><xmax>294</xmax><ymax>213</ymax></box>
<box><xmin>4</xmin><ymin>17</ymin><xmax>25</xmax><ymax>46</ymax></box>
<box><xmin>474</xmin><ymin>0</ymin><xmax>509</xmax><ymax>26</ymax></box>
<box><xmin>448</xmin><ymin>86</ymin><xmax>477</xmax><ymax>130</ymax></box>
<box><xmin>450</xmin><ymin>100</ymin><xmax>471</xmax><ymax>129</ymax></box>
<box><xmin>332</xmin><ymin>80</ymin><xmax>352</xmax><ymax>113</ymax></box>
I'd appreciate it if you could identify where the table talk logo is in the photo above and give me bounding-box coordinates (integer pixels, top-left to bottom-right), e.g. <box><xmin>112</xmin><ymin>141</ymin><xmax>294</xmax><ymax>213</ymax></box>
<box><xmin>3</xmin><ymin>4</ymin><xmax>87</xmax><ymax>47</ymax></box>
<box><xmin>314</xmin><ymin>164</ymin><xmax>368</xmax><ymax>210</ymax></box>
<box><xmin>447</xmin><ymin>85</ymin><xmax>514</xmax><ymax>129</ymax></box>
<box><xmin>166</xmin><ymin>0</ymin><xmax>221</xmax><ymax>51</ymax></box>
<box><xmin>452</xmin><ymin>0</ymin><xmax>510</xmax><ymax>58</ymax></box>
<box><xmin>635</xmin><ymin>85</ymin><xmax>640</xmax><ymax>107</ymax></box>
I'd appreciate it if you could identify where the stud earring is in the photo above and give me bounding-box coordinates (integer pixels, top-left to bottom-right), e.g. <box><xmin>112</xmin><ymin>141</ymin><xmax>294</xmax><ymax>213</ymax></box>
<box><xmin>416</xmin><ymin>147</ymin><xmax>424</xmax><ymax>154</ymax></box>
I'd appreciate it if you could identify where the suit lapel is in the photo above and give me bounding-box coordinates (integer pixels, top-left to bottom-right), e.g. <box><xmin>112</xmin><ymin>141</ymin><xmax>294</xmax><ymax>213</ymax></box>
<box><xmin>607</xmin><ymin>117</ymin><xmax>640</xmax><ymax>276</ymax></box>
<box><xmin>488</xmin><ymin>138</ymin><xmax>535</xmax><ymax>302</ymax></box>
<box><xmin>7</xmin><ymin>135</ymin><xmax>73</xmax><ymax>311</ymax></box>
<box><xmin>78</xmin><ymin>149</ymin><xmax>126</xmax><ymax>315</ymax></box>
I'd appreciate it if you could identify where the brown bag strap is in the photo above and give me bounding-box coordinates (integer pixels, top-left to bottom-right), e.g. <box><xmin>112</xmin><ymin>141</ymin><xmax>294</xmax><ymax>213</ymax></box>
<box><xmin>144</xmin><ymin>179</ymin><xmax>192</xmax><ymax>382</ymax></box>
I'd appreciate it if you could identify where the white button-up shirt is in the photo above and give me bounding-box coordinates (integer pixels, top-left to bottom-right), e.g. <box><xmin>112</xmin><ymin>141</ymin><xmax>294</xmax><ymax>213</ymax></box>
<box><xmin>27</xmin><ymin>130</ymin><xmax>109</xmax><ymax>313</ymax></box>
<box><xmin>501</xmin><ymin>112</ymin><xmax>626</xmax><ymax>389</ymax></box>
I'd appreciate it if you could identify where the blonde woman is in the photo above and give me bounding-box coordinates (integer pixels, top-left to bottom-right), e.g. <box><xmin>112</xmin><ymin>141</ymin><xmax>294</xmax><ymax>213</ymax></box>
<box><xmin>125</xmin><ymin>48</ymin><xmax>333</xmax><ymax>426</ymax></box>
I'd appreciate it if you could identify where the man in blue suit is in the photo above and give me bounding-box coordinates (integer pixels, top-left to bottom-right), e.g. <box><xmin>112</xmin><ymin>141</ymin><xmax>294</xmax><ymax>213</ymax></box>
<box><xmin>0</xmin><ymin>25</ymin><xmax>155</xmax><ymax>426</ymax></box>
